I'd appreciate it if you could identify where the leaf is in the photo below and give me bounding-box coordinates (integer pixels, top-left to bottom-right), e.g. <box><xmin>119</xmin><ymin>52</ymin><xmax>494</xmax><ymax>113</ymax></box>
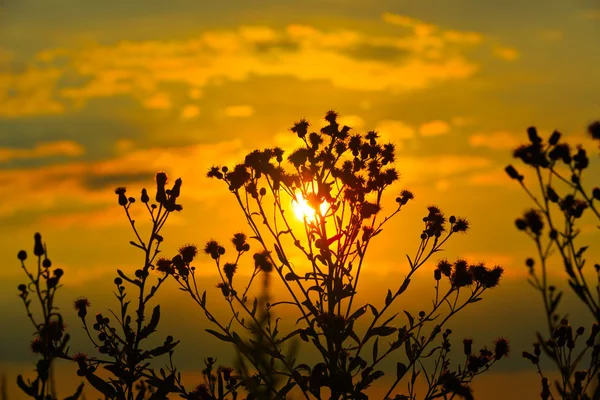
<box><xmin>385</xmin><ymin>289</ymin><xmax>392</xmax><ymax>306</ymax></box>
<box><xmin>396</xmin><ymin>362</ymin><xmax>407</xmax><ymax>381</ymax></box>
<box><xmin>64</xmin><ymin>382</ymin><xmax>85</xmax><ymax>400</ymax></box>
<box><xmin>274</xmin><ymin>243</ymin><xmax>288</xmax><ymax>265</ymax></box>
<box><xmin>205</xmin><ymin>329</ymin><xmax>232</xmax><ymax>343</ymax></box>
<box><xmin>575</xmin><ymin>246</ymin><xmax>588</xmax><ymax>259</ymax></box>
<box><xmin>84</xmin><ymin>373</ymin><xmax>117</xmax><ymax>398</ymax></box>
<box><xmin>356</xmin><ymin>241</ymin><xmax>363</xmax><ymax>257</ymax></box>
<box><xmin>251</xmin><ymin>298</ymin><xmax>258</xmax><ymax>316</ymax></box>
<box><xmin>403</xmin><ymin>310</ymin><xmax>414</xmax><ymax>328</ymax></box>
<box><xmin>370</xmin><ymin>326</ymin><xmax>396</xmax><ymax>337</ymax></box>
<box><xmin>140</xmin><ymin>305</ymin><xmax>160</xmax><ymax>339</ymax></box>
<box><xmin>349</xmin><ymin>306</ymin><xmax>366</xmax><ymax>322</ymax></box>
<box><xmin>201</xmin><ymin>291</ymin><xmax>206</xmax><ymax>307</ymax></box>
<box><xmin>367</xmin><ymin>304</ymin><xmax>378</xmax><ymax>318</ymax></box>
<box><xmin>372</xmin><ymin>337</ymin><xmax>379</xmax><ymax>362</ymax></box>
<box><xmin>129</xmin><ymin>241</ymin><xmax>144</xmax><ymax>250</ymax></box>
<box><xmin>285</xmin><ymin>272</ymin><xmax>300</xmax><ymax>281</ymax></box>
<box><xmin>273</xmin><ymin>381</ymin><xmax>297</xmax><ymax>399</ymax></box>
<box><xmin>16</xmin><ymin>375</ymin><xmax>36</xmax><ymax>397</ymax></box>
<box><xmin>397</xmin><ymin>278</ymin><xmax>410</xmax><ymax>296</ymax></box>
<box><xmin>117</xmin><ymin>269</ymin><xmax>137</xmax><ymax>285</ymax></box>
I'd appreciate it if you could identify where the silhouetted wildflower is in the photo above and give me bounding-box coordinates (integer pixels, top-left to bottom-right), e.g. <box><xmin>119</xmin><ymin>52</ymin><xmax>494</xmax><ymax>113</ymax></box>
<box><xmin>115</xmin><ymin>187</ymin><xmax>128</xmax><ymax>206</ymax></box>
<box><xmin>179</xmin><ymin>244</ymin><xmax>198</xmax><ymax>263</ymax></box>
<box><xmin>483</xmin><ymin>266</ymin><xmax>503</xmax><ymax>288</ymax></box>
<box><xmin>451</xmin><ymin>260</ymin><xmax>472</xmax><ymax>288</ymax></box>
<box><xmin>217</xmin><ymin>282</ymin><xmax>231</xmax><ymax>298</ymax></box>
<box><xmin>74</xmin><ymin>297</ymin><xmax>91</xmax><ymax>318</ymax></box>
<box><xmin>493</xmin><ymin>337</ymin><xmax>510</xmax><ymax>359</ymax></box>
<box><xmin>452</xmin><ymin>217</ymin><xmax>469</xmax><ymax>233</ymax></box>
<box><xmin>17</xmin><ymin>250</ymin><xmax>27</xmax><ymax>261</ymax></box>
<box><xmin>463</xmin><ymin>338</ymin><xmax>473</xmax><ymax>356</ymax></box>
<box><xmin>588</xmin><ymin>121</ymin><xmax>600</xmax><ymax>140</ymax></box>
<box><xmin>505</xmin><ymin>165</ymin><xmax>523</xmax><ymax>181</ymax></box>
<box><xmin>33</xmin><ymin>233</ymin><xmax>45</xmax><ymax>257</ymax></box>
<box><xmin>204</xmin><ymin>240</ymin><xmax>222</xmax><ymax>260</ymax></box>
<box><xmin>523</xmin><ymin>209</ymin><xmax>544</xmax><ymax>236</ymax></box>
<box><xmin>253</xmin><ymin>251</ymin><xmax>273</xmax><ymax>272</ymax></box>
<box><xmin>436</xmin><ymin>259</ymin><xmax>452</xmax><ymax>277</ymax></box>
<box><xmin>156</xmin><ymin>258</ymin><xmax>174</xmax><ymax>274</ymax></box>
<box><xmin>223</xmin><ymin>263</ymin><xmax>237</xmax><ymax>283</ymax></box>
<box><xmin>30</xmin><ymin>337</ymin><xmax>44</xmax><ymax>354</ymax></box>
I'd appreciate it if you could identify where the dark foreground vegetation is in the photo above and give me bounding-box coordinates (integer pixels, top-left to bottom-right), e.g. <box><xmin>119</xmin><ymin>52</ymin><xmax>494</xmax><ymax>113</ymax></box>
<box><xmin>8</xmin><ymin>113</ymin><xmax>600</xmax><ymax>399</ymax></box>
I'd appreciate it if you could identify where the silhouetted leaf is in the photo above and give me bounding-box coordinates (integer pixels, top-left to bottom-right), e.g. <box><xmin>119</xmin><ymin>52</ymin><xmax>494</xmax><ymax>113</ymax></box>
<box><xmin>84</xmin><ymin>373</ymin><xmax>116</xmax><ymax>398</ymax></box>
<box><xmin>404</xmin><ymin>310</ymin><xmax>414</xmax><ymax>328</ymax></box>
<box><xmin>139</xmin><ymin>305</ymin><xmax>160</xmax><ymax>339</ymax></box>
<box><xmin>274</xmin><ymin>243</ymin><xmax>288</xmax><ymax>265</ymax></box>
<box><xmin>64</xmin><ymin>382</ymin><xmax>84</xmax><ymax>400</ymax></box>
<box><xmin>385</xmin><ymin>289</ymin><xmax>392</xmax><ymax>306</ymax></box>
<box><xmin>370</xmin><ymin>326</ymin><xmax>396</xmax><ymax>337</ymax></box>
<box><xmin>372</xmin><ymin>337</ymin><xmax>379</xmax><ymax>362</ymax></box>
<box><xmin>16</xmin><ymin>375</ymin><xmax>36</xmax><ymax>397</ymax></box>
<box><xmin>397</xmin><ymin>278</ymin><xmax>410</xmax><ymax>296</ymax></box>
<box><xmin>205</xmin><ymin>329</ymin><xmax>232</xmax><ymax>343</ymax></box>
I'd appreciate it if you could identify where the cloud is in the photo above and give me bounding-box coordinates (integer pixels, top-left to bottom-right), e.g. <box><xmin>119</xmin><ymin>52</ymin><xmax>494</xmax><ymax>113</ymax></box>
<box><xmin>374</xmin><ymin>119</ymin><xmax>415</xmax><ymax>141</ymax></box>
<box><xmin>0</xmin><ymin>141</ymin><xmax>85</xmax><ymax>162</ymax></box>
<box><xmin>493</xmin><ymin>46</ymin><xmax>519</xmax><ymax>61</ymax></box>
<box><xmin>180</xmin><ymin>104</ymin><xmax>200</xmax><ymax>120</ymax></box>
<box><xmin>337</xmin><ymin>114</ymin><xmax>365</xmax><ymax>129</ymax></box>
<box><xmin>0</xmin><ymin>139</ymin><xmax>249</xmax><ymax>220</ymax></box>
<box><xmin>0</xmin><ymin>66</ymin><xmax>65</xmax><ymax>117</ymax></box>
<box><xmin>468</xmin><ymin>131</ymin><xmax>522</xmax><ymax>150</ymax></box>
<box><xmin>143</xmin><ymin>92</ymin><xmax>171</xmax><ymax>110</ymax></box>
<box><xmin>451</xmin><ymin>116</ymin><xmax>476</xmax><ymax>127</ymax></box>
<box><xmin>0</xmin><ymin>19</ymin><xmax>486</xmax><ymax>117</ymax></box>
<box><xmin>419</xmin><ymin>120</ymin><xmax>450</xmax><ymax>137</ymax></box>
<box><xmin>223</xmin><ymin>105</ymin><xmax>254</xmax><ymax>117</ymax></box>
<box><xmin>396</xmin><ymin>155</ymin><xmax>492</xmax><ymax>184</ymax></box>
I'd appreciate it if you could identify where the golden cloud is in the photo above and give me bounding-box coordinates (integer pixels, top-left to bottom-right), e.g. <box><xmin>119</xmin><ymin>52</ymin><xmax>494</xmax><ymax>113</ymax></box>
<box><xmin>0</xmin><ymin>18</ymin><xmax>487</xmax><ymax>117</ymax></box>
<box><xmin>374</xmin><ymin>119</ymin><xmax>415</xmax><ymax>141</ymax></box>
<box><xmin>180</xmin><ymin>104</ymin><xmax>201</xmax><ymax>120</ymax></box>
<box><xmin>0</xmin><ymin>141</ymin><xmax>85</xmax><ymax>163</ymax></box>
<box><xmin>469</xmin><ymin>131</ymin><xmax>523</xmax><ymax>150</ymax></box>
<box><xmin>493</xmin><ymin>46</ymin><xmax>519</xmax><ymax>61</ymax></box>
<box><xmin>223</xmin><ymin>105</ymin><xmax>254</xmax><ymax>117</ymax></box>
<box><xmin>419</xmin><ymin>120</ymin><xmax>450</xmax><ymax>136</ymax></box>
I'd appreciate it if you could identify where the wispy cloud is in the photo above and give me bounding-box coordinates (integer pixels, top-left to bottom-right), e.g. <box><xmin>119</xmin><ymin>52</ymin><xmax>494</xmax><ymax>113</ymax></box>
<box><xmin>469</xmin><ymin>131</ymin><xmax>522</xmax><ymax>150</ymax></box>
<box><xmin>0</xmin><ymin>141</ymin><xmax>85</xmax><ymax>162</ymax></box>
<box><xmin>223</xmin><ymin>105</ymin><xmax>254</xmax><ymax>117</ymax></box>
<box><xmin>419</xmin><ymin>120</ymin><xmax>450</xmax><ymax>137</ymax></box>
<box><xmin>493</xmin><ymin>46</ymin><xmax>519</xmax><ymax>61</ymax></box>
<box><xmin>0</xmin><ymin>18</ymin><xmax>487</xmax><ymax>117</ymax></box>
<box><xmin>374</xmin><ymin>119</ymin><xmax>415</xmax><ymax>142</ymax></box>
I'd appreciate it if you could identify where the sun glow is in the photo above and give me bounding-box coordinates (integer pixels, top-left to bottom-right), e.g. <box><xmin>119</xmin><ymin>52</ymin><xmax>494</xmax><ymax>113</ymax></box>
<box><xmin>291</xmin><ymin>192</ymin><xmax>328</xmax><ymax>223</ymax></box>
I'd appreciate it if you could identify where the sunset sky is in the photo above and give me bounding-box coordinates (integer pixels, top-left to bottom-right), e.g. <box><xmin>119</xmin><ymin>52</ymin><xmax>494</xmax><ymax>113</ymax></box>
<box><xmin>1</xmin><ymin>0</ymin><xmax>599</xmax><ymax>398</ymax></box>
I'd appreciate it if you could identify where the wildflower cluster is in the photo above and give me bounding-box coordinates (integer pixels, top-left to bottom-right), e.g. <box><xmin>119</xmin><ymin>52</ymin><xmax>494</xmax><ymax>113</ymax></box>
<box><xmin>507</xmin><ymin>121</ymin><xmax>600</xmax><ymax>398</ymax></box>
<box><xmin>15</xmin><ymin>233</ymin><xmax>83</xmax><ymax>400</ymax></box>
<box><xmin>523</xmin><ymin>319</ymin><xmax>600</xmax><ymax>399</ymax></box>
<box><xmin>193</xmin><ymin>111</ymin><xmax>507</xmax><ymax>398</ymax></box>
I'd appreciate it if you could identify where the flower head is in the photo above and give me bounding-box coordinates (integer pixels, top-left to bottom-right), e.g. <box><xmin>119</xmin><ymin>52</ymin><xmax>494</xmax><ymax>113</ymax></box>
<box><xmin>74</xmin><ymin>297</ymin><xmax>91</xmax><ymax>318</ymax></box>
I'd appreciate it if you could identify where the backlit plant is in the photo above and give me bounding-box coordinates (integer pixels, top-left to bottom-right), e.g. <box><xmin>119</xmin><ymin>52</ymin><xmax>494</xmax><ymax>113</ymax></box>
<box><xmin>506</xmin><ymin>121</ymin><xmax>600</xmax><ymax>399</ymax></box>
<box><xmin>165</xmin><ymin>111</ymin><xmax>508</xmax><ymax>399</ymax></box>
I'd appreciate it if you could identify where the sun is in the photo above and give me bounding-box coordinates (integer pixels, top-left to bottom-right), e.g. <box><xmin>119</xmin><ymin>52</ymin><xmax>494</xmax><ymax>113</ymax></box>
<box><xmin>291</xmin><ymin>192</ymin><xmax>328</xmax><ymax>222</ymax></box>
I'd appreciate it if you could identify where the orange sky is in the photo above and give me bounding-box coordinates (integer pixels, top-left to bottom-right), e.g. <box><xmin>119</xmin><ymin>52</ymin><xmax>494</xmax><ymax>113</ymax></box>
<box><xmin>0</xmin><ymin>0</ymin><xmax>599</xmax><ymax>398</ymax></box>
